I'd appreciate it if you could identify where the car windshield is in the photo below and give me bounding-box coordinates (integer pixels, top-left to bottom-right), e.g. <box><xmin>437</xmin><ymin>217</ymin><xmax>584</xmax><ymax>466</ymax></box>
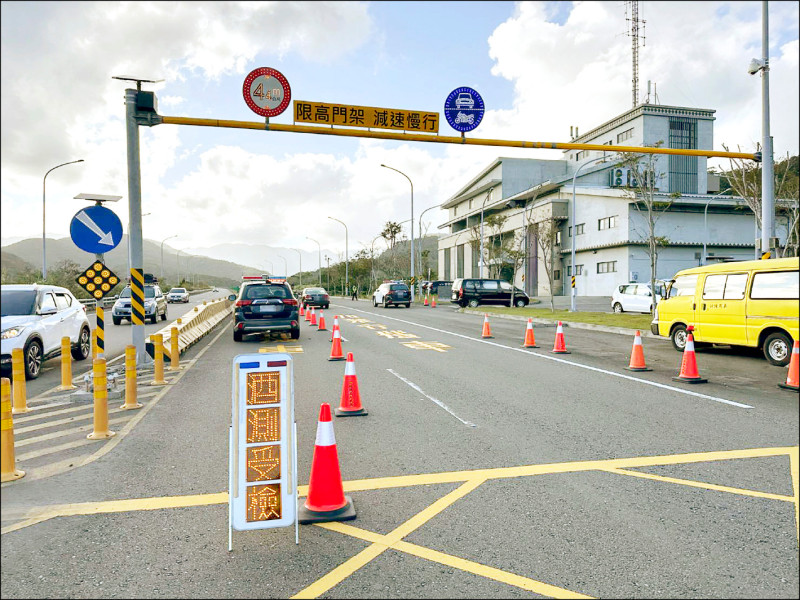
<box><xmin>390</xmin><ymin>284</ymin><xmax>408</xmax><ymax>291</ymax></box>
<box><xmin>305</xmin><ymin>288</ymin><xmax>325</xmax><ymax>294</ymax></box>
<box><xmin>244</xmin><ymin>284</ymin><xmax>290</xmax><ymax>300</ymax></box>
<box><xmin>170</xmin><ymin>288</ymin><xmax>186</xmax><ymax>293</ymax></box>
<box><xmin>119</xmin><ymin>287</ymin><xmax>156</xmax><ymax>299</ymax></box>
<box><xmin>1</xmin><ymin>290</ymin><xmax>37</xmax><ymax>317</ymax></box>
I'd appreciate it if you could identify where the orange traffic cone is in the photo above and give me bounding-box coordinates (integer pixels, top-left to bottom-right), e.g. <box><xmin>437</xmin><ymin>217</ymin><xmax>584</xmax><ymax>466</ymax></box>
<box><xmin>551</xmin><ymin>321</ymin><xmax>570</xmax><ymax>354</ymax></box>
<box><xmin>304</xmin><ymin>305</ymin><xmax>311</xmax><ymax>322</ymax></box>
<box><xmin>424</xmin><ymin>296</ymin><xmax>429</xmax><ymax>306</ymax></box>
<box><xmin>481</xmin><ymin>314</ymin><xmax>493</xmax><ymax>339</ymax></box>
<box><xmin>673</xmin><ymin>328</ymin><xmax>707</xmax><ymax>383</ymax></box>
<box><xmin>310</xmin><ymin>308</ymin><xmax>317</xmax><ymax>326</ymax></box>
<box><xmin>298</xmin><ymin>403</ymin><xmax>356</xmax><ymax>524</ymax></box>
<box><xmin>299</xmin><ymin>303</ymin><xmax>305</xmax><ymax>317</ymax></box>
<box><xmin>778</xmin><ymin>339</ymin><xmax>799</xmax><ymax>391</ymax></box>
<box><xmin>335</xmin><ymin>353</ymin><xmax>368</xmax><ymax>416</ymax></box>
<box><xmin>431</xmin><ymin>296</ymin><xmax>437</xmax><ymax>308</ymax></box>
<box><xmin>328</xmin><ymin>327</ymin><xmax>345</xmax><ymax>361</ymax></box>
<box><xmin>330</xmin><ymin>315</ymin><xmax>340</xmax><ymax>341</ymax></box>
<box><xmin>625</xmin><ymin>330</ymin><xmax>652</xmax><ymax>371</ymax></box>
<box><xmin>317</xmin><ymin>310</ymin><xmax>327</xmax><ymax>331</ymax></box>
<box><xmin>522</xmin><ymin>318</ymin><xmax>538</xmax><ymax>348</ymax></box>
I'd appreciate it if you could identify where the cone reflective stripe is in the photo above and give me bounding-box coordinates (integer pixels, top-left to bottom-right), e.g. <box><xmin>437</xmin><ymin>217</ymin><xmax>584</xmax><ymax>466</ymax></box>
<box><xmin>778</xmin><ymin>340</ymin><xmax>799</xmax><ymax>391</ymax></box>
<box><xmin>625</xmin><ymin>330</ymin><xmax>652</xmax><ymax>371</ymax></box>
<box><xmin>481</xmin><ymin>314</ymin><xmax>493</xmax><ymax>339</ymax></box>
<box><xmin>328</xmin><ymin>327</ymin><xmax>345</xmax><ymax>361</ymax></box>
<box><xmin>551</xmin><ymin>321</ymin><xmax>570</xmax><ymax>354</ymax></box>
<box><xmin>673</xmin><ymin>332</ymin><xmax>707</xmax><ymax>383</ymax></box>
<box><xmin>298</xmin><ymin>403</ymin><xmax>356</xmax><ymax>524</ymax></box>
<box><xmin>317</xmin><ymin>309</ymin><xmax>327</xmax><ymax>331</ymax></box>
<box><xmin>310</xmin><ymin>308</ymin><xmax>317</xmax><ymax>326</ymax></box>
<box><xmin>522</xmin><ymin>318</ymin><xmax>538</xmax><ymax>348</ymax></box>
<box><xmin>330</xmin><ymin>316</ymin><xmax>340</xmax><ymax>341</ymax></box>
<box><xmin>335</xmin><ymin>352</ymin><xmax>368</xmax><ymax>416</ymax></box>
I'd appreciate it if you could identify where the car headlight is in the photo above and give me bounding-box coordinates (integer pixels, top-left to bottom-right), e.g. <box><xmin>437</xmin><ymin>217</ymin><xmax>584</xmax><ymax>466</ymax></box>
<box><xmin>2</xmin><ymin>326</ymin><xmax>27</xmax><ymax>339</ymax></box>
<box><xmin>145</xmin><ymin>300</ymin><xmax>156</xmax><ymax>308</ymax></box>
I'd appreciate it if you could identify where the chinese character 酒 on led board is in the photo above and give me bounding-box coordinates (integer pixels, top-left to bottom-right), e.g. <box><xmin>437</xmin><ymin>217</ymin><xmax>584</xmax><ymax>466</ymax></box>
<box><xmin>247</xmin><ymin>372</ymin><xmax>280</xmax><ymax>405</ymax></box>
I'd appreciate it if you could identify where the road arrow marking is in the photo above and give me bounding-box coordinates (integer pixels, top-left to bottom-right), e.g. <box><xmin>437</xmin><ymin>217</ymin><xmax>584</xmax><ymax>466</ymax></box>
<box><xmin>77</xmin><ymin>210</ymin><xmax>115</xmax><ymax>245</ymax></box>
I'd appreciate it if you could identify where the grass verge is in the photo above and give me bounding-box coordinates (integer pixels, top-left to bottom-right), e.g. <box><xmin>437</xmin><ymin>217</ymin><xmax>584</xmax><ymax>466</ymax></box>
<box><xmin>464</xmin><ymin>305</ymin><xmax>654</xmax><ymax>330</ymax></box>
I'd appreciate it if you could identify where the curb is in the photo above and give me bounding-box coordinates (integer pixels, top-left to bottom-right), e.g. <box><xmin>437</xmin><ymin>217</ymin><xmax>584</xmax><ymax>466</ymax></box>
<box><xmin>460</xmin><ymin>308</ymin><xmax>667</xmax><ymax>340</ymax></box>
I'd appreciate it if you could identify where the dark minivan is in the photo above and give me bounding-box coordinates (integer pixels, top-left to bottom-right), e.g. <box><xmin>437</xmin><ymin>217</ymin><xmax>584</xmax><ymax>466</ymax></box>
<box><xmin>450</xmin><ymin>278</ymin><xmax>530</xmax><ymax>308</ymax></box>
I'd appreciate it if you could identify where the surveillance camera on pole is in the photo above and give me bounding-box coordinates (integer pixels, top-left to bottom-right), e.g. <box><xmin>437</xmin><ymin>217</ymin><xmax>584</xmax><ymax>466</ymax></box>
<box><xmin>747</xmin><ymin>58</ymin><xmax>766</xmax><ymax>75</ymax></box>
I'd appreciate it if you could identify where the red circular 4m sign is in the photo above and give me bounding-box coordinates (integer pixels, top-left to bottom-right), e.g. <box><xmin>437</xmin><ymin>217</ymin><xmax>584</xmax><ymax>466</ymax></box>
<box><xmin>243</xmin><ymin>67</ymin><xmax>291</xmax><ymax>117</ymax></box>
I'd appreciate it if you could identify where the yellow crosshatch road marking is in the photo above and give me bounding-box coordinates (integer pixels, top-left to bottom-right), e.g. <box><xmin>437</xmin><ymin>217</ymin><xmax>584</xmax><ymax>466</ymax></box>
<box><xmin>2</xmin><ymin>447</ymin><xmax>797</xmax><ymax>596</ymax></box>
<box><xmin>401</xmin><ymin>340</ymin><xmax>452</xmax><ymax>352</ymax></box>
<box><xmin>376</xmin><ymin>329</ymin><xmax>420</xmax><ymax>339</ymax></box>
<box><xmin>259</xmin><ymin>344</ymin><xmax>303</xmax><ymax>353</ymax></box>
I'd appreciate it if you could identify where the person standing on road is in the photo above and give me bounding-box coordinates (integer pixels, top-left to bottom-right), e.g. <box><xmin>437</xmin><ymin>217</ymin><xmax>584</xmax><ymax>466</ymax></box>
<box><xmin>351</xmin><ymin>285</ymin><xmax>358</xmax><ymax>301</ymax></box>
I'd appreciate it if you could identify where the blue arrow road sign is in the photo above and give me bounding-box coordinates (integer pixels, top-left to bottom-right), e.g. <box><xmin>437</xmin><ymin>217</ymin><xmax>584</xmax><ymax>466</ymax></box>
<box><xmin>70</xmin><ymin>205</ymin><xmax>123</xmax><ymax>254</ymax></box>
<box><xmin>444</xmin><ymin>87</ymin><xmax>485</xmax><ymax>133</ymax></box>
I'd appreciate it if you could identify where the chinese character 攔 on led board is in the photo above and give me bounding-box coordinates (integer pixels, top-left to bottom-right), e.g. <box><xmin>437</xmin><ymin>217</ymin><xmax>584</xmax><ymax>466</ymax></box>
<box><xmin>247</xmin><ymin>408</ymin><xmax>281</xmax><ymax>443</ymax></box>
<box><xmin>247</xmin><ymin>372</ymin><xmax>280</xmax><ymax>405</ymax></box>
<box><xmin>246</xmin><ymin>484</ymin><xmax>282</xmax><ymax>522</ymax></box>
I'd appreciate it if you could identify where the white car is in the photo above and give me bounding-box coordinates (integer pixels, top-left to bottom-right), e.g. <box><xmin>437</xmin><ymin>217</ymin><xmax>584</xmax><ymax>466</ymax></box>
<box><xmin>1</xmin><ymin>284</ymin><xmax>92</xmax><ymax>380</ymax></box>
<box><xmin>167</xmin><ymin>287</ymin><xmax>190</xmax><ymax>303</ymax></box>
<box><xmin>611</xmin><ymin>281</ymin><xmax>666</xmax><ymax>314</ymax></box>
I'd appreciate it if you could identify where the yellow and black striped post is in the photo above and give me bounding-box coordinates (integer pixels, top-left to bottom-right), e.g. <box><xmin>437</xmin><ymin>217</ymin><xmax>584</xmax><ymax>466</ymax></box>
<box><xmin>11</xmin><ymin>348</ymin><xmax>27</xmax><ymax>415</ymax></box>
<box><xmin>95</xmin><ymin>304</ymin><xmax>105</xmax><ymax>357</ymax></box>
<box><xmin>130</xmin><ymin>268</ymin><xmax>145</xmax><ymax>326</ymax></box>
<box><xmin>571</xmin><ymin>275</ymin><xmax>576</xmax><ymax>289</ymax></box>
<box><xmin>87</xmin><ymin>358</ymin><xmax>115</xmax><ymax>440</ymax></box>
<box><xmin>1</xmin><ymin>377</ymin><xmax>25</xmax><ymax>482</ymax></box>
<box><xmin>151</xmin><ymin>334</ymin><xmax>167</xmax><ymax>385</ymax></box>
<box><xmin>120</xmin><ymin>345</ymin><xmax>141</xmax><ymax>410</ymax></box>
<box><xmin>57</xmin><ymin>336</ymin><xmax>76</xmax><ymax>391</ymax></box>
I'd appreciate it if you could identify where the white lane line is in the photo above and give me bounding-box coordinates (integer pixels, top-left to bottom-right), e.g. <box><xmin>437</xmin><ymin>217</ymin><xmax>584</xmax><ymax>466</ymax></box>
<box><xmin>339</xmin><ymin>306</ymin><xmax>753</xmax><ymax>410</ymax></box>
<box><xmin>387</xmin><ymin>369</ymin><xmax>477</xmax><ymax>428</ymax></box>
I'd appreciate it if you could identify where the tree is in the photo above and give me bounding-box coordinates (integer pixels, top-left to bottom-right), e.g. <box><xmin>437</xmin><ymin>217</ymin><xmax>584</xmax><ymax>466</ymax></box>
<box><xmin>533</xmin><ymin>218</ymin><xmax>561</xmax><ymax>312</ymax></box>
<box><xmin>470</xmin><ymin>213</ymin><xmax>510</xmax><ymax>278</ymax></box>
<box><xmin>619</xmin><ymin>148</ymin><xmax>678</xmax><ymax>314</ymax></box>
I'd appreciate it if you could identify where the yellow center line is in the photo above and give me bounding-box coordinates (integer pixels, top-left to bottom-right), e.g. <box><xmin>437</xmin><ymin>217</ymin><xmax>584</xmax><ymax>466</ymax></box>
<box><xmin>290</xmin><ymin>478</ymin><xmax>486</xmax><ymax>599</ymax></box>
<box><xmin>602</xmin><ymin>467</ymin><xmax>796</xmax><ymax>502</ymax></box>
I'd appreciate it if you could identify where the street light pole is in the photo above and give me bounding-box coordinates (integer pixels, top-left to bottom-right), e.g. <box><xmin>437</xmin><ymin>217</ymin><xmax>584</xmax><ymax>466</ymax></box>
<box><xmin>328</xmin><ymin>217</ymin><xmax>348</xmax><ymax>293</ymax></box>
<box><xmin>291</xmin><ymin>249</ymin><xmax>302</xmax><ymax>286</ymax></box>
<box><xmin>381</xmin><ymin>164</ymin><xmax>415</xmax><ymax>298</ymax></box>
<box><xmin>306</xmin><ymin>237</ymin><xmax>321</xmax><ymax>285</ymax></box>
<box><xmin>277</xmin><ymin>254</ymin><xmax>288</xmax><ymax>278</ymax></box>
<box><xmin>759</xmin><ymin>1</ymin><xmax>774</xmax><ymax>256</ymax></box>
<box><xmin>160</xmin><ymin>234</ymin><xmax>177</xmax><ymax>281</ymax></box>
<box><xmin>42</xmin><ymin>159</ymin><xmax>84</xmax><ymax>279</ymax></box>
<box><xmin>571</xmin><ymin>156</ymin><xmax>611</xmax><ymax>312</ymax></box>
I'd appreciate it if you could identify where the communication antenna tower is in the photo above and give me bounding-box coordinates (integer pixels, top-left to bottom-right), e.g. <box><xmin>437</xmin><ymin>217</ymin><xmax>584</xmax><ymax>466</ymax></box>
<box><xmin>625</xmin><ymin>1</ymin><xmax>646</xmax><ymax>108</ymax></box>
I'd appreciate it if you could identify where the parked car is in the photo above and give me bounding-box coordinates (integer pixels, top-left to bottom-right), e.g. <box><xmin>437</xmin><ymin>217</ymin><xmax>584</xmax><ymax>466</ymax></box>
<box><xmin>1</xmin><ymin>284</ymin><xmax>92</xmax><ymax>380</ymax></box>
<box><xmin>300</xmin><ymin>287</ymin><xmax>330</xmax><ymax>309</ymax></box>
<box><xmin>611</xmin><ymin>281</ymin><xmax>666</xmax><ymax>313</ymax></box>
<box><xmin>651</xmin><ymin>257</ymin><xmax>798</xmax><ymax>365</ymax></box>
<box><xmin>450</xmin><ymin>278</ymin><xmax>529</xmax><ymax>308</ymax></box>
<box><xmin>229</xmin><ymin>277</ymin><xmax>300</xmax><ymax>341</ymax></box>
<box><xmin>167</xmin><ymin>287</ymin><xmax>189</xmax><ymax>303</ymax></box>
<box><xmin>112</xmin><ymin>284</ymin><xmax>168</xmax><ymax>325</ymax></box>
<box><xmin>372</xmin><ymin>282</ymin><xmax>411</xmax><ymax>308</ymax></box>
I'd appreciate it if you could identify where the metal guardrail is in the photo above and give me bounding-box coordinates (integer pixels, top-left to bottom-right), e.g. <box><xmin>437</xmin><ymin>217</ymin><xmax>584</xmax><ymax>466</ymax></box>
<box><xmin>79</xmin><ymin>297</ymin><xmax>117</xmax><ymax>312</ymax></box>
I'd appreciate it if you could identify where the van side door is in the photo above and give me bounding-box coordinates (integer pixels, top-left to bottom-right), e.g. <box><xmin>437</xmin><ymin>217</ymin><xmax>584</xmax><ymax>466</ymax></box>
<box><xmin>697</xmin><ymin>272</ymin><xmax>749</xmax><ymax>345</ymax></box>
<box><xmin>661</xmin><ymin>274</ymin><xmax>698</xmax><ymax>333</ymax></box>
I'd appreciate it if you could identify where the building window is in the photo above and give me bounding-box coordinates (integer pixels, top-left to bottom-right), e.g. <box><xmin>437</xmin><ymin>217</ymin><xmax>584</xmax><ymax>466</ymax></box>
<box><xmin>597</xmin><ymin>261</ymin><xmax>617</xmax><ymax>274</ymax></box>
<box><xmin>568</xmin><ymin>223</ymin><xmax>585</xmax><ymax>237</ymax></box>
<box><xmin>469</xmin><ymin>198</ymin><xmax>474</xmax><ymax>209</ymax></box>
<box><xmin>555</xmin><ymin>231</ymin><xmax>561</xmax><ymax>245</ymax></box>
<box><xmin>553</xmin><ymin>269</ymin><xmax>561</xmax><ymax>281</ymax></box>
<box><xmin>598</xmin><ymin>216</ymin><xmax>617</xmax><ymax>230</ymax></box>
<box><xmin>668</xmin><ymin>117</ymin><xmax>698</xmax><ymax>194</ymax></box>
<box><xmin>576</xmin><ymin>150</ymin><xmax>590</xmax><ymax>161</ymax></box>
<box><xmin>617</xmin><ymin>128</ymin><xmax>634</xmax><ymax>143</ymax></box>
<box><xmin>444</xmin><ymin>247</ymin><xmax>451</xmax><ymax>280</ymax></box>
<box><xmin>567</xmin><ymin>265</ymin><xmax>583</xmax><ymax>276</ymax></box>
<box><xmin>453</xmin><ymin>205</ymin><xmax>458</xmax><ymax>216</ymax></box>
<box><xmin>456</xmin><ymin>244</ymin><xmax>465</xmax><ymax>278</ymax></box>
<box><xmin>471</xmin><ymin>243</ymin><xmax>479</xmax><ymax>275</ymax></box>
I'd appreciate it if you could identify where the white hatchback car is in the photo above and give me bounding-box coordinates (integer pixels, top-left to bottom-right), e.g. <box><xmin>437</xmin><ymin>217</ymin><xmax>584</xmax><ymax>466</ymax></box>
<box><xmin>1</xmin><ymin>284</ymin><xmax>92</xmax><ymax>379</ymax></box>
<box><xmin>167</xmin><ymin>287</ymin><xmax>189</xmax><ymax>303</ymax></box>
<box><xmin>611</xmin><ymin>281</ymin><xmax>667</xmax><ymax>313</ymax></box>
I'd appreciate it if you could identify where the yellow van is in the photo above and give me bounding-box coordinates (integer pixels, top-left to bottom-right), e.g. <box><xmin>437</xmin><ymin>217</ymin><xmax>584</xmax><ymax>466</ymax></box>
<box><xmin>651</xmin><ymin>257</ymin><xmax>799</xmax><ymax>366</ymax></box>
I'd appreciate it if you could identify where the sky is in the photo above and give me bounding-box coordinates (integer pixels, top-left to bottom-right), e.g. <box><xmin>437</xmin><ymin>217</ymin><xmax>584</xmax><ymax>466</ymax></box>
<box><xmin>1</xmin><ymin>1</ymin><xmax>798</xmax><ymax>268</ymax></box>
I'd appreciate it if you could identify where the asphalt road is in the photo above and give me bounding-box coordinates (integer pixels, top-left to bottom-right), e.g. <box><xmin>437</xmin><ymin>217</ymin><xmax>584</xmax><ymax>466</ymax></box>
<box><xmin>1</xmin><ymin>298</ymin><xmax>797</xmax><ymax>599</ymax></box>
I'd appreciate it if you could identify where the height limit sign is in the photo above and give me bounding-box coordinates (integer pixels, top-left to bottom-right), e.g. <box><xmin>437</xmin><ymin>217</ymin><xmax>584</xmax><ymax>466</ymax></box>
<box><xmin>243</xmin><ymin>67</ymin><xmax>291</xmax><ymax>118</ymax></box>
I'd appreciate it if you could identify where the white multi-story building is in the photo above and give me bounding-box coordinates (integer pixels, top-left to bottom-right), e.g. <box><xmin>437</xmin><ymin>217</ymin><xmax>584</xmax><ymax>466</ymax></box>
<box><xmin>437</xmin><ymin>103</ymin><xmax>790</xmax><ymax>297</ymax></box>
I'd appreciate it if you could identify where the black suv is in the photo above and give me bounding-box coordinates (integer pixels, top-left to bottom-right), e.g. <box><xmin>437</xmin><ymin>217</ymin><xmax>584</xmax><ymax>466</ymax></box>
<box><xmin>229</xmin><ymin>278</ymin><xmax>300</xmax><ymax>341</ymax></box>
<box><xmin>450</xmin><ymin>278</ymin><xmax>530</xmax><ymax>308</ymax></box>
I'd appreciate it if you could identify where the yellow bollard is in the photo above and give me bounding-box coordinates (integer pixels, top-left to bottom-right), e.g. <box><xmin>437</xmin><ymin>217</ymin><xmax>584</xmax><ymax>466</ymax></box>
<box><xmin>1</xmin><ymin>377</ymin><xmax>25</xmax><ymax>482</ymax></box>
<box><xmin>150</xmin><ymin>334</ymin><xmax>167</xmax><ymax>385</ymax></box>
<box><xmin>177</xmin><ymin>318</ymin><xmax>182</xmax><ymax>325</ymax></box>
<box><xmin>120</xmin><ymin>345</ymin><xmax>141</xmax><ymax>410</ymax></box>
<box><xmin>169</xmin><ymin>327</ymin><xmax>181</xmax><ymax>371</ymax></box>
<box><xmin>87</xmin><ymin>358</ymin><xmax>115</xmax><ymax>440</ymax></box>
<box><xmin>57</xmin><ymin>336</ymin><xmax>77</xmax><ymax>391</ymax></box>
<box><xmin>11</xmin><ymin>348</ymin><xmax>27</xmax><ymax>414</ymax></box>
<box><xmin>92</xmin><ymin>328</ymin><xmax>98</xmax><ymax>360</ymax></box>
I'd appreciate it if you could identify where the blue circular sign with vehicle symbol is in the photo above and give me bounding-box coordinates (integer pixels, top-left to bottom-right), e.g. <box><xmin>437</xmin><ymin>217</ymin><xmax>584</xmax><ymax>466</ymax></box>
<box><xmin>444</xmin><ymin>87</ymin><xmax>485</xmax><ymax>133</ymax></box>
